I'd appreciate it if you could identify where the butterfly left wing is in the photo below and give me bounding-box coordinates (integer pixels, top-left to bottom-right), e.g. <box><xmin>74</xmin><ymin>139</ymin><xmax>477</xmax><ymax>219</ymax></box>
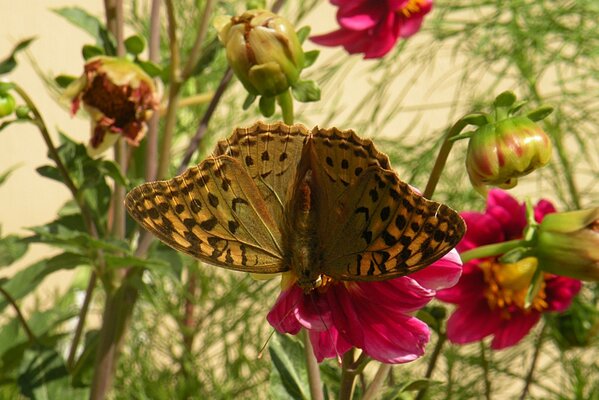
<box><xmin>125</xmin><ymin>155</ymin><xmax>286</xmax><ymax>273</ymax></box>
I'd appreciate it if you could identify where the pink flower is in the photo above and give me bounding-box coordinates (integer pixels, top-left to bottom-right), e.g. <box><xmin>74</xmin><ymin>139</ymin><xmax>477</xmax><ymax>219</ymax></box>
<box><xmin>267</xmin><ymin>250</ymin><xmax>462</xmax><ymax>363</ymax></box>
<box><xmin>311</xmin><ymin>0</ymin><xmax>433</xmax><ymax>59</ymax></box>
<box><xmin>436</xmin><ymin>189</ymin><xmax>582</xmax><ymax>349</ymax></box>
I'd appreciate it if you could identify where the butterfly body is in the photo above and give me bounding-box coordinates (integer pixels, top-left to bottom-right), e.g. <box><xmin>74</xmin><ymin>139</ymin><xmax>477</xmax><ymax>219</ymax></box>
<box><xmin>125</xmin><ymin>122</ymin><xmax>465</xmax><ymax>291</ymax></box>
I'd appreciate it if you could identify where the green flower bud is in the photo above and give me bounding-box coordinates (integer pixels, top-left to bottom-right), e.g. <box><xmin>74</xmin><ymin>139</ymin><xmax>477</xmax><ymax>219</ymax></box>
<box><xmin>64</xmin><ymin>56</ymin><xmax>159</xmax><ymax>156</ymax></box>
<box><xmin>216</xmin><ymin>10</ymin><xmax>304</xmax><ymax>97</ymax></box>
<box><xmin>0</xmin><ymin>92</ymin><xmax>16</xmax><ymax>117</ymax></box>
<box><xmin>536</xmin><ymin>208</ymin><xmax>599</xmax><ymax>281</ymax></box>
<box><xmin>466</xmin><ymin>116</ymin><xmax>552</xmax><ymax>195</ymax></box>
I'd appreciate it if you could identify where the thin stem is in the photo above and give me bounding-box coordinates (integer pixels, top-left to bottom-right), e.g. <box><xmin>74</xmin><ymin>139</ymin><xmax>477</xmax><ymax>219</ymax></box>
<box><xmin>362</xmin><ymin>364</ymin><xmax>392</xmax><ymax>400</ymax></box>
<box><xmin>519</xmin><ymin>324</ymin><xmax>546</xmax><ymax>400</ymax></box>
<box><xmin>157</xmin><ymin>0</ymin><xmax>181</xmax><ymax>180</ymax></box>
<box><xmin>479</xmin><ymin>342</ymin><xmax>492</xmax><ymax>400</ymax></box>
<box><xmin>459</xmin><ymin>239</ymin><xmax>527</xmax><ymax>263</ymax></box>
<box><xmin>180</xmin><ymin>0</ymin><xmax>216</xmax><ymax>82</ymax></box>
<box><xmin>415</xmin><ymin>333</ymin><xmax>447</xmax><ymax>400</ymax></box>
<box><xmin>303</xmin><ymin>330</ymin><xmax>324</xmax><ymax>400</ymax></box>
<box><xmin>277</xmin><ymin>88</ymin><xmax>294</xmax><ymax>124</ymax></box>
<box><xmin>145</xmin><ymin>0</ymin><xmax>161</xmax><ymax>183</ymax></box>
<box><xmin>0</xmin><ymin>286</ymin><xmax>36</xmax><ymax>343</ymax></box>
<box><xmin>423</xmin><ymin>118</ymin><xmax>470</xmax><ymax>199</ymax></box>
<box><xmin>177</xmin><ymin>68</ymin><xmax>233</xmax><ymax>174</ymax></box>
<box><xmin>339</xmin><ymin>349</ymin><xmax>357</xmax><ymax>400</ymax></box>
<box><xmin>67</xmin><ymin>271</ymin><xmax>97</xmax><ymax>370</ymax></box>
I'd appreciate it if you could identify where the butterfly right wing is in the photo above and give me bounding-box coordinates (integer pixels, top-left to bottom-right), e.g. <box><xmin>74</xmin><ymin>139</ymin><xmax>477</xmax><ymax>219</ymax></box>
<box><xmin>125</xmin><ymin>155</ymin><xmax>287</xmax><ymax>273</ymax></box>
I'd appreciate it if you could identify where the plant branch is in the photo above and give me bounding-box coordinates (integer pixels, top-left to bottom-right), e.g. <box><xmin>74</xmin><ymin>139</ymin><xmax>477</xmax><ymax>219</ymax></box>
<box><xmin>67</xmin><ymin>271</ymin><xmax>97</xmax><ymax>370</ymax></box>
<box><xmin>302</xmin><ymin>330</ymin><xmax>324</xmax><ymax>400</ymax></box>
<box><xmin>519</xmin><ymin>324</ymin><xmax>546</xmax><ymax>400</ymax></box>
<box><xmin>180</xmin><ymin>0</ymin><xmax>216</xmax><ymax>82</ymax></box>
<box><xmin>415</xmin><ymin>333</ymin><xmax>447</xmax><ymax>400</ymax></box>
<box><xmin>459</xmin><ymin>239</ymin><xmax>527</xmax><ymax>263</ymax></box>
<box><xmin>362</xmin><ymin>364</ymin><xmax>392</xmax><ymax>400</ymax></box>
<box><xmin>479</xmin><ymin>342</ymin><xmax>492</xmax><ymax>400</ymax></box>
<box><xmin>339</xmin><ymin>349</ymin><xmax>357</xmax><ymax>400</ymax></box>
<box><xmin>423</xmin><ymin>118</ymin><xmax>469</xmax><ymax>199</ymax></box>
<box><xmin>0</xmin><ymin>286</ymin><xmax>36</xmax><ymax>344</ymax></box>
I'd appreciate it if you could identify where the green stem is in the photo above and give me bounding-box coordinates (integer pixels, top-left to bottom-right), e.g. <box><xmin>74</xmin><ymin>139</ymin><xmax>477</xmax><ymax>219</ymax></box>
<box><xmin>423</xmin><ymin>118</ymin><xmax>470</xmax><ymax>199</ymax></box>
<box><xmin>479</xmin><ymin>342</ymin><xmax>492</xmax><ymax>400</ymax></box>
<box><xmin>0</xmin><ymin>286</ymin><xmax>36</xmax><ymax>344</ymax></box>
<box><xmin>277</xmin><ymin>88</ymin><xmax>294</xmax><ymax>124</ymax></box>
<box><xmin>67</xmin><ymin>271</ymin><xmax>97</xmax><ymax>370</ymax></box>
<box><xmin>459</xmin><ymin>239</ymin><xmax>527</xmax><ymax>263</ymax></box>
<box><xmin>339</xmin><ymin>349</ymin><xmax>357</xmax><ymax>400</ymax></box>
<box><xmin>415</xmin><ymin>333</ymin><xmax>447</xmax><ymax>400</ymax></box>
<box><xmin>519</xmin><ymin>324</ymin><xmax>546</xmax><ymax>400</ymax></box>
<box><xmin>302</xmin><ymin>330</ymin><xmax>324</xmax><ymax>400</ymax></box>
<box><xmin>362</xmin><ymin>364</ymin><xmax>392</xmax><ymax>400</ymax></box>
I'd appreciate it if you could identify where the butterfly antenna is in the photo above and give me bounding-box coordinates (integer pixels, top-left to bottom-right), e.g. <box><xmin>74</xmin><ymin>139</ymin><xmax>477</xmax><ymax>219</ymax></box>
<box><xmin>308</xmin><ymin>292</ymin><xmax>343</xmax><ymax>365</ymax></box>
<box><xmin>257</xmin><ymin>293</ymin><xmax>302</xmax><ymax>359</ymax></box>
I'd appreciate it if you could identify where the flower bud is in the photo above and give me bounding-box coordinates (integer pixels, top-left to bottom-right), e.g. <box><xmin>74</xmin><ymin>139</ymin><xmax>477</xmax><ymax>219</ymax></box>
<box><xmin>65</xmin><ymin>56</ymin><xmax>159</xmax><ymax>155</ymax></box>
<box><xmin>466</xmin><ymin>116</ymin><xmax>552</xmax><ymax>195</ymax></box>
<box><xmin>536</xmin><ymin>208</ymin><xmax>599</xmax><ymax>281</ymax></box>
<box><xmin>0</xmin><ymin>92</ymin><xmax>16</xmax><ymax>117</ymax></box>
<box><xmin>215</xmin><ymin>10</ymin><xmax>304</xmax><ymax>97</ymax></box>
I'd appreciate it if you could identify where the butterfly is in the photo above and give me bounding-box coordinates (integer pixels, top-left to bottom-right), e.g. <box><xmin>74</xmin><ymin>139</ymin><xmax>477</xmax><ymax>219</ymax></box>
<box><xmin>125</xmin><ymin>121</ymin><xmax>466</xmax><ymax>291</ymax></box>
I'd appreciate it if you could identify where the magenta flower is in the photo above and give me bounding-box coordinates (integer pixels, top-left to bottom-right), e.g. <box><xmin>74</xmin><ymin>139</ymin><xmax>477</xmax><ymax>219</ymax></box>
<box><xmin>311</xmin><ymin>0</ymin><xmax>433</xmax><ymax>59</ymax></box>
<box><xmin>267</xmin><ymin>250</ymin><xmax>462</xmax><ymax>363</ymax></box>
<box><xmin>436</xmin><ymin>190</ymin><xmax>582</xmax><ymax>349</ymax></box>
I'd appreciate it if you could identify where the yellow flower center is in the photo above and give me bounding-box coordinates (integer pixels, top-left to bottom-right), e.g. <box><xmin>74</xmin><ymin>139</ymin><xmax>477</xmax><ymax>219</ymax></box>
<box><xmin>397</xmin><ymin>0</ymin><xmax>427</xmax><ymax>18</ymax></box>
<box><xmin>479</xmin><ymin>257</ymin><xmax>548</xmax><ymax>319</ymax></box>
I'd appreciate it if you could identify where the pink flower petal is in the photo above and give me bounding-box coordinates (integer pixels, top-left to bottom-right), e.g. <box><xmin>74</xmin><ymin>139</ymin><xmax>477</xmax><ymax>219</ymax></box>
<box><xmin>544</xmin><ymin>276</ymin><xmax>581</xmax><ymax>312</ymax></box>
<box><xmin>363</xmin><ymin>12</ymin><xmax>398</xmax><ymax>58</ymax></box>
<box><xmin>346</xmin><ymin>278</ymin><xmax>434</xmax><ymax>313</ymax></box>
<box><xmin>410</xmin><ymin>249</ymin><xmax>463</xmax><ymax>290</ymax></box>
<box><xmin>309</xmin><ymin>328</ymin><xmax>352</xmax><ymax>362</ymax></box>
<box><xmin>491</xmin><ymin>313</ymin><xmax>540</xmax><ymax>349</ymax></box>
<box><xmin>534</xmin><ymin>199</ymin><xmax>556</xmax><ymax>222</ymax></box>
<box><xmin>267</xmin><ymin>285</ymin><xmax>302</xmax><ymax>334</ymax></box>
<box><xmin>459</xmin><ymin>212</ymin><xmax>505</xmax><ymax>250</ymax></box>
<box><xmin>446</xmin><ymin>301</ymin><xmax>503</xmax><ymax>344</ymax></box>
<box><xmin>337</xmin><ymin>0</ymin><xmax>385</xmax><ymax>30</ymax></box>
<box><xmin>435</xmin><ymin>263</ymin><xmax>485</xmax><ymax>304</ymax></box>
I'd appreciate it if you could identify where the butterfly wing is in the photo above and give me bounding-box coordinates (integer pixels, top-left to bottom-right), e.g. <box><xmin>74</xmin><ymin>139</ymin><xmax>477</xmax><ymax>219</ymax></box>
<box><xmin>213</xmin><ymin>121</ymin><xmax>310</xmax><ymax>224</ymax></box>
<box><xmin>305</xmin><ymin>127</ymin><xmax>465</xmax><ymax>281</ymax></box>
<box><xmin>125</xmin><ymin>155</ymin><xmax>286</xmax><ymax>273</ymax></box>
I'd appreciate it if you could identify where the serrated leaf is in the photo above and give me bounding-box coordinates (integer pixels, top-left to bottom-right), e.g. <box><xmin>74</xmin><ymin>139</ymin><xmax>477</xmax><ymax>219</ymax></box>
<box><xmin>243</xmin><ymin>93</ymin><xmax>257</xmax><ymax>110</ymax></box>
<box><xmin>259</xmin><ymin>96</ymin><xmax>275</xmax><ymax>117</ymax></box>
<box><xmin>303</xmin><ymin>50</ymin><xmax>319</xmax><ymax>69</ymax></box>
<box><xmin>291</xmin><ymin>80</ymin><xmax>321</xmax><ymax>103</ymax></box>
<box><xmin>0</xmin><ymin>37</ymin><xmax>36</xmax><ymax>75</ymax></box>
<box><xmin>125</xmin><ymin>35</ymin><xmax>146</xmax><ymax>55</ymax></box>
<box><xmin>269</xmin><ymin>333</ymin><xmax>309</xmax><ymax>400</ymax></box>
<box><xmin>296</xmin><ymin>26</ymin><xmax>311</xmax><ymax>44</ymax></box>
<box><xmin>526</xmin><ymin>105</ymin><xmax>554</xmax><ymax>122</ymax></box>
<box><xmin>52</xmin><ymin>7</ymin><xmax>115</xmax><ymax>55</ymax></box>
<box><xmin>0</xmin><ymin>235</ymin><xmax>28</xmax><ymax>267</ymax></box>
<box><xmin>493</xmin><ymin>90</ymin><xmax>517</xmax><ymax>108</ymax></box>
<box><xmin>82</xmin><ymin>44</ymin><xmax>104</xmax><ymax>60</ymax></box>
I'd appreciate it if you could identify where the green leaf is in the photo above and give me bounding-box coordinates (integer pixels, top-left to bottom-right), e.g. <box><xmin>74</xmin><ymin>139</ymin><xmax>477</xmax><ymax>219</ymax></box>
<box><xmin>81</xmin><ymin>44</ymin><xmax>104</xmax><ymax>60</ymax></box>
<box><xmin>259</xmin><ymin>96</ymin><xmax>275</xmax><ymax>117</ymax></box>
<box><xmin>0</xmin><ymin>81</ymin><xmax>15</xmax><ymax>93</ymax></box>
<box><xmin>0</xmin><ymin>253</ymin><xmax>89</xmax><ymax>314</ymax></box>
<box><xmin>104</xmin><ymin>253</ymin><xmax>169</xmax><ymax>270</ymax></box>
<box><xmin>461</xmin><ymin>112</ymin><xmax>489</xmax><ymax>127</ymax></box>
<box><xmin>100</xmin><ymin>159</ymin><xmax>127</xmax><ymax>186</ymax></box>
<box><xmin>526</xmin><ymin>105</ymin><xmax>554</xmax><ymax>122</ymax></box>
<box><xmin>124</xmin><ymin>35</ymin><xmax>146</xmax><ymax>55</ymax></box>
<box><xmin>136</xmin><ymin>60</ymin><xmax>162</xmax><ymax>77</ymax></box>
<box><xmin>0</xmin><ymin>37</ymin><xmax>36</xmax><ymax>75</ymax></box>
<box><xmin>493</xmin><ymin>90</ymin><xmax>517</xmax><ymax>108</ymax></box>
<box><xmin>54</xmin><ymin>75</ymin><xmax>76</xmax><ymax>89</ymax></box>
<box><xmin>269</xmin><ymin>333</ymin><xmax>309</xmax><ymax>400</ymax></box>
<box><xmin>296</xmin><ymin>26</ymin><xmax>311</xmax><ymax>44</ymax></box>
<box><xmin>303</xmin><ymin>50</ymin><xmax>320</xmax><ymax>69</ymax></box>
<box><xmin>52</xmin><ymin>7</ymin><xmax>115</xmax><ymax>55</ymax></box>
<box><xmin>0</xmin><ymin>234</ymin><xmax>28</xmax><ymax>267</ymax></box>
<box><xmin>18</xmin><ymin>348</ymin><xmax>88</xmax><ymax>400</ymax></box>
<box><xmin>36</xmin><ymin>165</ymin><xmax>62</xmax><ymax>183</ymax></box>
<box><xmin>243</xmin><ymin>93</ymin><xmax>257</xmax><ymax>110</ymax></box>
<box><xmin>291</xmin><ymin>80</ymin><xmax>321</xmax><ymax>103</ymax></box>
